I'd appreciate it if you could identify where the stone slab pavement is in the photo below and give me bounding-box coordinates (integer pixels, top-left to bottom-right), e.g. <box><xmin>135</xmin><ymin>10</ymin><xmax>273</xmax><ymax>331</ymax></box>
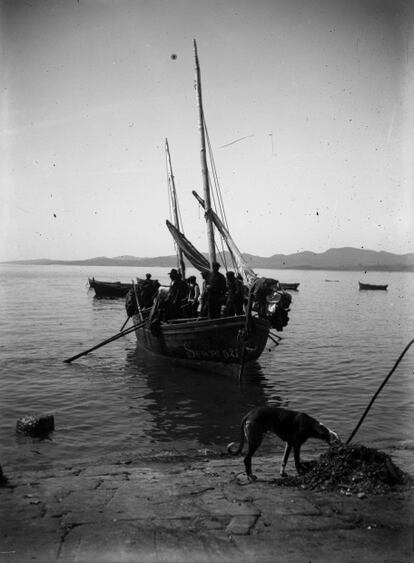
<box><xmin>0</xmin><ymin>448</ymin><xmax>413</xmax><ymax>563</ymax></box>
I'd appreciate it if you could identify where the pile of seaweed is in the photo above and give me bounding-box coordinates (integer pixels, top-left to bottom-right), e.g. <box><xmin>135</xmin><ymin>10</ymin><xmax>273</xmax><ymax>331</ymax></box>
<box><xmin>276</xmin><ymin>443</ymin><xmax>407</xmax><ymax>495</ymax></box>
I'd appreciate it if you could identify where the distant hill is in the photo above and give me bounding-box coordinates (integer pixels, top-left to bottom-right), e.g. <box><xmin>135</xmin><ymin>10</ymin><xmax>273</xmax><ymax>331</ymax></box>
<box><xmin>3</xmin><ymin>247</ymin><xmax>414</xmax><ymax>271</ymax></box>
<box><xmin>243</xmin><ymin>247</ymin><xmax>414</xmax><ymax>271</ymax></box>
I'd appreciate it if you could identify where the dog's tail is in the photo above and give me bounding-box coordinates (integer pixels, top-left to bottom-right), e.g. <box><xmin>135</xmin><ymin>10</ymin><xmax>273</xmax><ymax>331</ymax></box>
<box><xmin>227</xmin><ymin>417</ymin><xmax>247</xmax><ymax>455</ymax></box>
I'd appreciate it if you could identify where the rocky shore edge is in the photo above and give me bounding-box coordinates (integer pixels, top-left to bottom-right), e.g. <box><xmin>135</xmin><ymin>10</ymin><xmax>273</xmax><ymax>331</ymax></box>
<box><xmin>1</xmin><ymin>446</ymin><xmax>413</xmax><ymax>562</ymax></box>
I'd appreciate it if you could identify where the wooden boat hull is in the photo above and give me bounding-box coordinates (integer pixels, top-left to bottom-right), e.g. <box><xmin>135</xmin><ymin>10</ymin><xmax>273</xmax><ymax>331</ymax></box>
<box><xmin>89</xmin><ymin>278</ymin><xmax>132</xmax><ymax>298</ymax></box>
<box><xmin>132</xmin><ymin>314</ymin><xmax>271</xmax><ymax>376</ymax></box>
<box><xmin>358</xmin><ymin>282</ymin><xmax>388</xmax><ymax>291</ymax></box>
<box><xmin>280</xmin><ymin>283</ymin><xmax>299</xmax><ymax>291</ymax></box>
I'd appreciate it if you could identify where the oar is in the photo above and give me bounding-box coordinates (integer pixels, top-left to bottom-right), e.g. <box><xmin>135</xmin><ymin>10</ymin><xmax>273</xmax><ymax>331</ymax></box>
<box><xmin>238</xmin><ymin>288</ymin><xmax>254</xmax><ymax>381</ymax></box>
<box><xmin>121</xmin><ymin>304</ymin><xmax>153</xmax><ymax>332</ymax></box>
<box><xmin>132</xmin><ymin>279</ymin><xmax>144</xmax><ymax>321</ymax></box>
<box><xmin>267</xmin><ymin>333</ymin><xmax>280</xmax><ymax>346</ymax></box>
<box><xmin>64</xmin><ymin>319</ymin><xmax>147</xmax><ymax>364</ymax></box>
<box><xmin>269</xmin><ymin>331</ymin><xmax>282</xmax><ymax>341</ymax></box>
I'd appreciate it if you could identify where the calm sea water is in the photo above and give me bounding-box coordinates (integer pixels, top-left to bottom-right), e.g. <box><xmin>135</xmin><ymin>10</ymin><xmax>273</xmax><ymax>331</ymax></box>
<box><xmin>1</xmin><ymin>264</ymin><xmax>413</xmax><ymax>470</ymax></box>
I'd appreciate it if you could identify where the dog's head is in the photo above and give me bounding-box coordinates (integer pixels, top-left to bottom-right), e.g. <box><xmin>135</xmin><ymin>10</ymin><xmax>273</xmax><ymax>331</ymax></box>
<box><xmin>327</xmin><ymin>428</ymin><xmax>341</xmax><ymax>444</ymax></box>
<box><xmin>315</xmin><ymin>422</ymin><xmax>341</xmax><ymax>445</ymax></box>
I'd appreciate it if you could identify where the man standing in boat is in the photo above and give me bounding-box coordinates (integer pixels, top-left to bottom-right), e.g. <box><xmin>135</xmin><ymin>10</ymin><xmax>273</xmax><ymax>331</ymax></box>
<box><xmin>224</xmin><ymin>271</ymin><xmax>244</xmax><ymax>316</ymax></box>
<box><xmin>187</xmin><ymin>275</ymin><xmax>200</xmax><ymax>317</ymax></box>
<box><xmin>140</xmin><ymin>273</ymin><xmax>160</xmax><ymax>309</ymax></box>
<box><xmin>167</xmin><ymin>268</ymin><xmax>189</xmax><ymax>319</ymax></box>
<box><xmin>199</xmin><ymin>271</ymin><xmax>209</xmax><ymax>317</ymax></box>
<box><xmin>206</xmin><ymin>262</ymin><xmax>226</xmax><ymax>318</ymax></box>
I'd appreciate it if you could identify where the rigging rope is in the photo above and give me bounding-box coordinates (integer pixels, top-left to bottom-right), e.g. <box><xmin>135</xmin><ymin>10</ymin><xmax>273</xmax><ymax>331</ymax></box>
<box><xmin>165</xmin><ymin>148</ymin><xmax>184</xmax><ymax>271</ymax></box>
<box><xmin>204</xmin><ymin>119</ymin><xmax>229</xmax><ymax>229</ymax></box>
<box><xmin>203</xmin><ymin>116</ymin><xmax>241</xmax><ymax>275</ymax></box>
<box><xmin>346</xmin><ymin>338</ymin><xmax>414</xmax><ymax>444</ymax></box>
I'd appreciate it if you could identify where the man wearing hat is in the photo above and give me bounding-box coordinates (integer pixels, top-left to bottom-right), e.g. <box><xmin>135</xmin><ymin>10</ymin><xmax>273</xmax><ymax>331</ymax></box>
<box><xmin>140</xmin><ymin>273</ymin><xmax>160</xmax><ymax>308</ymax></box>
<box><xmin>206</xmin><ymin>261</ymin><xmax>226</xmax><ymax>318</ymax></box>
<box><xmin>167</xmin><ymin>268</ymin><xmax>189</xmax><ymax>318</ymax></box>
<box><xmin>224</xmin><ymin>270</ymin><xmax>244</xmax><ymax>315</ymax></box>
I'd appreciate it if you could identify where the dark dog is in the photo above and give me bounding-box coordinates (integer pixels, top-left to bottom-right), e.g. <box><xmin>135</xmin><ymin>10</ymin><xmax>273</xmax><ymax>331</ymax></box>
<box><xmin>227</xmin><ymin>406</ymin><xmax>339</xmax><ymax>480</ymax></box>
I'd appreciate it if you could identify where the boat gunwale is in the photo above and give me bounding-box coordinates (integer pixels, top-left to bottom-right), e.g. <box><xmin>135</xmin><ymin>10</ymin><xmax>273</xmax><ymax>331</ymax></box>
<box><xmin>90</xmin><ymin>280</ymin><xmax>132</xmax><ymax>288</ymax></box>
<box><xmin>133</xmin><ymin>314</ymin><xmax>271</xmax><ymax>336</ymax></box>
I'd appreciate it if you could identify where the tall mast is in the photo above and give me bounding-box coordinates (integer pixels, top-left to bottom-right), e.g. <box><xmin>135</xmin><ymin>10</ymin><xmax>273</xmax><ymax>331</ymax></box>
<box><xmin>165</xmin><ymin>138</ymin><xmax>186</xmax><ymax>278</ymax></box>
<box><xmin>193</xmin><ymin>39</ymin><xmax>216</xmax><ymax>267</ymax></box>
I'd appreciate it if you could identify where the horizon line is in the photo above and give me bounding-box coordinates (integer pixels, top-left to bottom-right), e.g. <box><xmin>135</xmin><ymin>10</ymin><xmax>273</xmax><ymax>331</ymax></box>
<box><xmin>1</xmin><ymin>245</ymin><xmax>413</xmax><ymax>264</ymax></box>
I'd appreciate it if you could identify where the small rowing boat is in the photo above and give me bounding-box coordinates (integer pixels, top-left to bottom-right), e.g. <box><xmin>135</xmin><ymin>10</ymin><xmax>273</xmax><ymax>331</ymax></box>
<box><xmin>280</xmin><ymin>283</ymin><xmax>300</xmax><ymax>291</ymax></box>
<box><xmin>88</xmin><ymin>278</ymin><xmax>132</xmax><ymax>298</ymax></box>
<box><xmin>358</xmin><ymin>282</ymin><xmax>388</xmax><ymax>291</ymax></box>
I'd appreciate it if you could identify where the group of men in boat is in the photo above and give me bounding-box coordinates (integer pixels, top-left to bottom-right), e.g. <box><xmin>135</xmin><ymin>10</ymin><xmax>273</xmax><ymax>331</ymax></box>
<box><xmin>124</xmin><ymin>262</ymin><xmax>291</xmax><ymax>331</ymax></box>
<box><xmin>165</xmin><ymin>261</ymin><xmax>245</xmax><ymax>320</ymax></box>
<box><xmin>125</xmin><ymin>262</ymin><xmax>247</xmax><ymax>321</ymax></box>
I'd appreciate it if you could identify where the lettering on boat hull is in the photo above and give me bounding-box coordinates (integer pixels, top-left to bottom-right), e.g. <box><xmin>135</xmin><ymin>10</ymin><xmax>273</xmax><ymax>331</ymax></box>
<box><xmin>183</xmin><ymin>343</ymin><xmax>240</xmax><ymax>361</ymax></box>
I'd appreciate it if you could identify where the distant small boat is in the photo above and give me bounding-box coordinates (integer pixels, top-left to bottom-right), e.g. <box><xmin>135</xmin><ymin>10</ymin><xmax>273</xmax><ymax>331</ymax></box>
<box><xmin>358</xmin><ymin>282</ymin><xmax>388</xmax><ymax>291</ymax></box>
<box><xmin>280</xmin><ymin>283</ymin><xmax>300</xmax><ymax>291</ymax></box>
<box><xmin>88</xmin><ymin>278</ymin><xmax>132</xmax><ymax>298</ymax></box>
<box><xmin>325</xmin><ymin>279</ymin><xmax>339</xmax><ymax>282</ymax></box>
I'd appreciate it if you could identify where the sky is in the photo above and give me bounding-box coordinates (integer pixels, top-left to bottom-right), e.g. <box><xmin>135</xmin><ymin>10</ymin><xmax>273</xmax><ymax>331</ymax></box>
<box><xmin>1</xmin><ymin>0</ymin><xmax>413</xmax><ymax>261</ymax></box>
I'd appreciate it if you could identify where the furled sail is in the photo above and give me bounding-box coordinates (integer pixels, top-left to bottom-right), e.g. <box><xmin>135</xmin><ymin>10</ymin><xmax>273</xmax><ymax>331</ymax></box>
<box><xmin>192</xmin><ymin>190</ymin><xmax>256</xmax><ymax>284</ymax></box>
<box><xmin>166</xmin><ymin>220</ymin><xmax>210</xmax><ymax>273</ymax></box>
<box><xmin>208</xmin><ymin>209</ymin><xmax>257</xmax><ymax>284</ymax></box>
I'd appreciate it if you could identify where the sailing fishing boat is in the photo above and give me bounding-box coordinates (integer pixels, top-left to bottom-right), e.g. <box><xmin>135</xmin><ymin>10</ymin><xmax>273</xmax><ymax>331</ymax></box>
<box><xmin>130</xmin><ymin>41</ymin><xmax>292</xmax><ymax>377</ymax></box>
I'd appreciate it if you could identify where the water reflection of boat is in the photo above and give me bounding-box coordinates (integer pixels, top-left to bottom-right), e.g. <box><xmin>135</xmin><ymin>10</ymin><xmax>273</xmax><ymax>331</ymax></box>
<box><xmin>125</xmin><ymin>350</ymin><xmax>285</xmax><ymax>447</ymax></box>
<box><xmin>129</xmin><ymin>41</ymin><xmax>292</xmax><ymax>377</ymax></box>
